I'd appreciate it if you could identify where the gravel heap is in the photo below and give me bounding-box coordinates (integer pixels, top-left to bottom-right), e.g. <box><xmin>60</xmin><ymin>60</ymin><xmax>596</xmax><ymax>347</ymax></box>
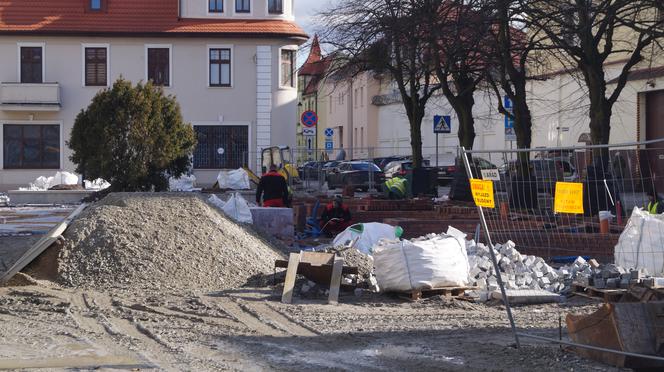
<box><xmin>57</xmin><ymin>193</ymin><xmax>284</xmax><ymax>290</ymax></box>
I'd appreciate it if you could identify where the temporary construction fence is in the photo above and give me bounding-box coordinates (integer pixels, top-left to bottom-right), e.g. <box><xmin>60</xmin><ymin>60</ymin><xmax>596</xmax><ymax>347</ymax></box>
<box><xmin>460</xmin><ymin>138</ymin><xmax>664</xmax><ymax>361</ymax></box>
<box><xmin>241</xmin><ymin>145</ymin><xmax>460</xmax><ymax>194</ymax></box>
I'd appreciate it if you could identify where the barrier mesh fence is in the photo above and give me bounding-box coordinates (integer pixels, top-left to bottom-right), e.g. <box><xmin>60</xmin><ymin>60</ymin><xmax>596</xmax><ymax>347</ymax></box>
<box><xmin>461</xmin><ymin>139</ymin><xmax>664</xmax><ymax>359</ymax></box>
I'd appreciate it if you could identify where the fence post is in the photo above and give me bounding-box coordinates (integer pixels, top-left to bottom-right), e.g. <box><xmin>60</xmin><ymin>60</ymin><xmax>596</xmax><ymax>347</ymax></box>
<box><xmin>461</xmin><ymin>146</ymin><xmax>521</xmax><ymax>349</ymax></box>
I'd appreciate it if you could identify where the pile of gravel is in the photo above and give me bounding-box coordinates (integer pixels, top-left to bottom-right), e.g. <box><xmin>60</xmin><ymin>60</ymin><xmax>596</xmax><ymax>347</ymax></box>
<box><xmin>57</xmin><ymin>193</ymin><xmax>284</xmax><ymax>290</ymax></box>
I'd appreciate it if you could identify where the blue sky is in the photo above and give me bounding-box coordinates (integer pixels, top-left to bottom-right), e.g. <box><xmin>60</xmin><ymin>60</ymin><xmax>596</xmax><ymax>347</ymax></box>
<box><xmin>294</xmin><ymin>0</ymin><xmax>326</xmax><ymax>36</ymax></box>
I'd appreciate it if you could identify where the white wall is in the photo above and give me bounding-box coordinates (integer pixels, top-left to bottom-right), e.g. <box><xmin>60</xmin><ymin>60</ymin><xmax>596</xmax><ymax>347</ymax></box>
<box><xmin>182</xmin><ymin>0</ymin><xmax>294</xmax><ymax>20</ymax></box>
<box><xmin>0</xmin><ymin>35</ymin><xmax>299</xmax><ymax>190</ymax></box>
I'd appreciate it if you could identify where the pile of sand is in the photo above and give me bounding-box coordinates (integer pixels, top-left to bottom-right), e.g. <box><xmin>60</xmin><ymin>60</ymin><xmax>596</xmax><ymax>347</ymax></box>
<box><xmin>56</xmin><ymin>193</ymin><xmax>284</xmax><ymax>290</ymax></box>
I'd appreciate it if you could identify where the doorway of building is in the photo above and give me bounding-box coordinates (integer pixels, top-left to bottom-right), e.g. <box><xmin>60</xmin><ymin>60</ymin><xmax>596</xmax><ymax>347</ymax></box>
<box><xmin>645</xmin><ymin>90</ymin><xmax>664</xmax><ymax>194</ymax></box>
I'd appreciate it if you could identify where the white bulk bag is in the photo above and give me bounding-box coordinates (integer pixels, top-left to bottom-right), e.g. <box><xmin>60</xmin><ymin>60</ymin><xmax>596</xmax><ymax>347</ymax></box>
<box><xmin>217</xmin><ymin>168</ymin><xmax>251</xmax><ymax>190</ymax></box>
<box><xmin>222</xmin><ymin>192</ymin><xmax>253</xmax><ymax>224</ymax></box>
<box><xmin>333</xmin><ymin>222</ymin><xmax>402</xmax><ymax>255</ymax></box>
<box><xmin>615</xmin><ymin>207</ymin><xmax>664</xmax><ymax>276</ymax></box>
<box><xmin>169</xmin><ymin>174</ymin><xmax>196</xmax><ymax>191</ymax></box>
<box><xmin>373</xmin><ymin>234</ymin><xmax>470</xmax><ymax>292</ymax></box>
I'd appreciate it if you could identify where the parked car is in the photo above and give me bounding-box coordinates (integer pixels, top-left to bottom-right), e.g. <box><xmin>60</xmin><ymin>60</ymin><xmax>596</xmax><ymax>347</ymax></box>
<box><xmin>383</xmin><ymin>159</ymin><xmax>431</xmax><ymax>179</ymax></box>
<box><xmin>497</xmin><ymin>159</ymin><xmax>564</xmax><ymax>193</ymax></box>
<box><xmin>326</xmin><ymin>161</ymin><xmax>385</xmax><ymax>191</ymax></box>
<box><xmin>467</xmin><ymin>157</ymin><xmax>499</xmax><ymax>178</ymax></box>
<box><xmin>374</xmin><ymin>156</ymin><xmax>410</xmax><ymax>170</ymax></box>
<box><xmin>297</xmin><ymin>161</ymin><xmax>327</xmax><ymax>180</ymax></box>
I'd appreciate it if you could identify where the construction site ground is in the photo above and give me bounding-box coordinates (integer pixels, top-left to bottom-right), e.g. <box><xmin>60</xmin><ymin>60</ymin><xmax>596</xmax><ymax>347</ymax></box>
<box><xmin>0</xmin><ymin>280</ymin><xmax>623</xmax><ymax>371</ymax></box>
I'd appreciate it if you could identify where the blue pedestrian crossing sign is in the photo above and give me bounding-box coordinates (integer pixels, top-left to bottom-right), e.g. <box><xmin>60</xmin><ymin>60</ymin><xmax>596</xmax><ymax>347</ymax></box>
<box><xmin>434</xmin><ymin>115</ymin><xmax>451</xmax><ymax>134</ymax></box>
<box><xmin>324</xmin><ymin>128</ymin><xmax>334</xmax><ymax>137</ymax></box>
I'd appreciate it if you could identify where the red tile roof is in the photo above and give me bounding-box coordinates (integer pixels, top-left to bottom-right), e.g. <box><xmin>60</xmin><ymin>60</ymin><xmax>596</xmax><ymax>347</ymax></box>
<box><xmin>0</xmin><ymin>0</ymin><xmax>307</xmax><ymax>38</ymax></box>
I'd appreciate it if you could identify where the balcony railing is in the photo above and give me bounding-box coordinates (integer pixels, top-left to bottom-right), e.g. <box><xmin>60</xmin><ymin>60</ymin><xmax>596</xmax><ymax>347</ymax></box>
<box><xmin>0</xmin><ymin>82</ymin><xmax>61</xmax><ymax>111</ymax></box>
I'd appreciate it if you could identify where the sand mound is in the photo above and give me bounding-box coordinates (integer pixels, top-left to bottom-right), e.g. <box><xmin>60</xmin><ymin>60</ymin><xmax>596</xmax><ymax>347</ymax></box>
<box><xmin>57</xmin><ymin>193</ymin><xmax>284</xmax><ymax>290</ymax></box>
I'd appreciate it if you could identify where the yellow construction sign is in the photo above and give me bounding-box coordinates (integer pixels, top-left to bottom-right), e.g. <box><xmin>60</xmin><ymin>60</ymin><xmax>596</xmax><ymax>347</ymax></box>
<box><xmin>470</xmin><ymin>179</ymin><xmax>495</xmax><ymax>208</ymax></box>
<box><xmin>554</xmin><ymin>182</ymin><xmax>584</xmax><ymax>214</ymax></box>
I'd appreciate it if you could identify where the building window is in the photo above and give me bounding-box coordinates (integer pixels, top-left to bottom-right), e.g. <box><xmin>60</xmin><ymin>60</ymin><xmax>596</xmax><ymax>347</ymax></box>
<box><xmin>85</xmin><ymin>47</ymin><xmax>108</xmax><ymax>86</ymax></box>
<box><xmin>88</xmin><ymin>0</ymin><xmax>107</xmax><ymax>12</ymax></box>
<box><xmin>235</xmin><ymin>0</ymin><xmax>250</xmax><ymax>13</ymax></box>
<box><xmin>193</xmin><ymin>125</ymin><xmax>248</xmax><ymax>169</ymax></box>
<box><xmin>20</xmin><ymin>47</ymin><xmax>43</xmax><ymax>84</ymax></box>
<box><xmin>209</xmin><ymin>48</ymin><xmax>231</xmax><ymax>87</ymax></box>
<box><xmin>3</xmin><ymin>124</ymin><xmax>60</xmax><ymax>169</ymax></box>
<box><xmin>360</xmin><ymin>87</ymin><xmax>364</xmax><ymax>107</ymax></box>
<box><xmin>209</xmin><ymin>0</ymin><xmax>223</xmax><ymax>13</ymax></box>
<box><xmin>280</xmin><ymin>49</ymin><xmax>295</xmax><ymax>87</ymax></box>
<box><xmin>147</xmin><ymin>47</ymin><xmax>170</xmax><ymax>87</ymax></box>
<box><xmin>268</xmin><ymin>0</ymin><xmax>283</xmax><ymax>14</ymax></box>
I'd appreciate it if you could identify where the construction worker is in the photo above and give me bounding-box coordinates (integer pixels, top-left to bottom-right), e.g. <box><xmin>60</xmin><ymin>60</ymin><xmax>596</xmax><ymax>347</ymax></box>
<box><xmin>256</xmin><ymin>164</ymin><xmax>289</xmax><ymax>208</ymax></box>
<box><xmin>384</xmin><ymin>177</ymin><xmax>407</xmax><ymax>199</ymax></box>
<box><xmin>320</xmin><ymin>195</ymin><xmax>352</xmax><ymax>237</ymax></box>
<box><xmin>646</xmin><ymin>191</ymin><xmax>664</xmax><ymax>214</ymax></box>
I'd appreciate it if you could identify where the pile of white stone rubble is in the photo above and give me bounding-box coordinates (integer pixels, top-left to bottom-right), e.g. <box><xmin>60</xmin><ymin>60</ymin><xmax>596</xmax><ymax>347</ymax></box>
<box><xmin>468</xmin><ymin>241</ymin><xmax>575</xmax><ymax>295</ymax></box>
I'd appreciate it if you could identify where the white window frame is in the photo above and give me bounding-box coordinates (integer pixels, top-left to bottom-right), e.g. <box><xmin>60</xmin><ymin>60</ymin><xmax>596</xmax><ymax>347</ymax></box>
<box><xmin>17</xmin><ymin>42</ymin><xmax>46</xmax><ymax>84</ymax></box>
<box><xmin>233</xmin><ymin>0</ymin><xmax>252</xmax><ymax>16</ymax></box>
<box><xmin>278</xmin><ymin>47</ymin><xmax>297</xmax><ymax>89</ymax></box>
<box><xmin>266</xmin><ymin>0</ymin><xmax>284</xmax><ymax>15</ymax></box>
<box><xmin>145</xmin><ymin>44</ymin><xmax>173</xmax><ymax>88</ymax></box>
<box><xmin>207</xmin><ymin>44</ymin><xmax>234</xmax><ymax>88</ymax></box>
<box><xmin>81</xmin><ymin>43</ymin><xmax>110</xmax><ymax>88</ymax></box>
<box><xmin>190</xmin><ymin>121</ymin><xmax>251</xmax><ymax>170</ymax></box>
<box><xmin>0</xmin><ymin>120</ymin><xmax>64</xmax><ymax>170</ymax></box>
<box><xmin>207</xmin><ymin>0</ymin><xmax>225</xmax><ymax>15</ymax></box>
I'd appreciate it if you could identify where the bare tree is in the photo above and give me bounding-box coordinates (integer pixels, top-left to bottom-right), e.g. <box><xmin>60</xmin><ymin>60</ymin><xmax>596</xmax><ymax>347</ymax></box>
<box><xmin>421</xmin><ymin>0</ymin><xmax>494</xmax><ymax>151</ymax></box>
<box><xmin>319</xmin><ymin>0</ymin><xmax>440</xmax><ymax>168</ymax></box>
<box><xmin>526</xmin><ymin>0</ymin><xmax>664</xmax><ymax>151</ymax></box>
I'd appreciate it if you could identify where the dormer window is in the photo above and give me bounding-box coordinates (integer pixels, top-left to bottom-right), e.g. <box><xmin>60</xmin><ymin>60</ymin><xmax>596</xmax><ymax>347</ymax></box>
<box><xmin>268</xmin><ymin>0</ymin><xmax>283</xmax><ymax>14</ymax></box>
<box><xmin>235</xmin><ymin>0</ymin><xmax>250</xmax><ymax>13</ymax></box>
<box><xmin>88</xmin><ymin>0</ymin><xmax>106</xmax><ymax>12</ymax></box>
<box><xmin>209</xmin><ymin>0</ymin><xmax>223</xmax><ymax>13</ymax></box>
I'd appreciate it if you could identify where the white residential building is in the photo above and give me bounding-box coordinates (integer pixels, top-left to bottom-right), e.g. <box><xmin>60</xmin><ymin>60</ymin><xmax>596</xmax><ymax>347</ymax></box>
<box><xmin>0</xmin><ymin>0</ymin><xmax>306</xmax><ymax>191</ymax></box>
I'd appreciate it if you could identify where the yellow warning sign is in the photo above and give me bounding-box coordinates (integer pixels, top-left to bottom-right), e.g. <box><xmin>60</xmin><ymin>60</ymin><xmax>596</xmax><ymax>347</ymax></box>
<box><xmin>554</xmin><ymin>182</ymin><xmax>584</xmax><ymax>214</ymax></box>
<box><xmin>470</xmin><ymin>179</ymin><xmax>495</xmax><ymax>208</ymax></box>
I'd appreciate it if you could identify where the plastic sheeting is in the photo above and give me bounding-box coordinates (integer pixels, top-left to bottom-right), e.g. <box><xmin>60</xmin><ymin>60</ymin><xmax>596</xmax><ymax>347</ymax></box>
<box><xmin>169</xmin><ymin>175</ymin><xmax>197</xmax><ymax>192</ymax></box>
<box><xmin>21</xmin><ymin>171</ymin><xmax>79</xmax><ymax>191</ymax></box>
<box><xmin>373</xmin><ymin>230</ymin><xmax>470</xmax><ymax>292</ymax></box>
<box><xmin>615</xmin><ymin>207</ymin><xmax>664</xmax><ymax>276</ymax></box>
<box><xmin>217</xmin><ymin>169</ymin><xmax>251</xmax><ymax>190</ymax></box>
<box><xmin>333</xmin><ymin>222</ymin><xmax>402</xmax><ymax>255</ymax></box>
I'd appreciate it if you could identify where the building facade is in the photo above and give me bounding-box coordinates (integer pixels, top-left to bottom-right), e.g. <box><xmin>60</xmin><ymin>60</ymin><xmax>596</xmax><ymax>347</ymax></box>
<box><xmin>0</xmin><ymin>0</ymin><xmax>306</xmax><ymax>191</ymax></box>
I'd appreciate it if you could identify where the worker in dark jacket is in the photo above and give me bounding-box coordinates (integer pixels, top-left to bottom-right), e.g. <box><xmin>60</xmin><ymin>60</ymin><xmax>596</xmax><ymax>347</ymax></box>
<box><xmin>256</xmin><ymin>165</ymin><xmax>289</xmax><ymax>207</ymax></box>
<box><xmin>320</xmin><ymin>195</ymin><xmax>352</xmax><ymax>237</ymax></box>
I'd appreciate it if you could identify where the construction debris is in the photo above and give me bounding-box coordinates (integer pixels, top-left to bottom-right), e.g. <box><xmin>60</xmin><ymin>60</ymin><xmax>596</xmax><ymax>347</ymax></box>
<box><xmin>55</xmin><ymin>193</ymin><xmax>283</xmax><ymax>290</ymax></box>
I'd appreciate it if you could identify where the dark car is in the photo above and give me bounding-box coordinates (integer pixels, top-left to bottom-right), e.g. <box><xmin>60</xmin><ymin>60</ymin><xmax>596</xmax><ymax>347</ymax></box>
<box><xmin>297</xmin><ymin>161</ymin><xmax>327</xmax><ymax>180</ymax></box>
<box><xmin>374</xmin><ymin>156</ymin><xmax>410</xmax><ymax>170</ymax></box>
<box><xmin>326</xmin><ymin>161</ymin><xmax>385</xmax><ymax>191</ymax></box>
<box><xmin>383</xmin><ymin>159</ymin><xmax>431</xmax><ymax>179</ymax></box>
<box><xmin>497</xmin><ymin>159</ymin><xmax>564</xmax><ymax>193</ymax></box>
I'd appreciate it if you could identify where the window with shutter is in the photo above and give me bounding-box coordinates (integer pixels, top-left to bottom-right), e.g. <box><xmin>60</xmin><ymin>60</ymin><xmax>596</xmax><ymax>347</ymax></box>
<box><xmin>20</xmin><ymin>47</ymin><xmax>43</xmax><ymax>84</ymax></box>
<box><xmin>147</xmin><ymin>48</ymin><xmax>170</xmax><ymax>87</ymax></box>
<box><xmin>85</xmin><ymin>47</ymin><xmax>107</xmax><ymax>86</ymax></box>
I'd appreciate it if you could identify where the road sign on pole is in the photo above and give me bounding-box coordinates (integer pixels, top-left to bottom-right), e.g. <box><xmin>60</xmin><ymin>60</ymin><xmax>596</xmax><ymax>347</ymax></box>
<box><xmin>504</xmin><ymin>96</ymin><xmax>516</xmax><ymax>141</ymax></box>
<box><xmin>301</xmin><ymin>111</ymin><xmax>318</xmax><ymax>128</ymax></box>
<box><xmin>324</xmin><ymin>128</ymin><xmax>334</xmax><ymax>138</ymax></box>
<box><xmin>434</xmin><ymin>115</ymin><xmax>452</xmax><ymax>134</ymax></box>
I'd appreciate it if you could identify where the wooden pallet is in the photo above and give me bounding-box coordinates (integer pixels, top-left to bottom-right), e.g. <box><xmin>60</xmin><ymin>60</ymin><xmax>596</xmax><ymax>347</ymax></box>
<box><xmin>397</xmin><ymin>286</ymin><xmax>477</xmax><ymax>301</ymax></box>
<box><xmin>572</xmin><ymin>284</ymin><xmax>627</xmax><ymax>302</ymax></box>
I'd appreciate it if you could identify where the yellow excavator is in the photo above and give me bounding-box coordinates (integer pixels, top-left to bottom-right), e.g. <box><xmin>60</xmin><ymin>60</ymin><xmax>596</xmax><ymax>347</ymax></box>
<box><xmin>242</xmin><ymin>146</ymin><xmax>300</xmax><ymax>186</ymax></box>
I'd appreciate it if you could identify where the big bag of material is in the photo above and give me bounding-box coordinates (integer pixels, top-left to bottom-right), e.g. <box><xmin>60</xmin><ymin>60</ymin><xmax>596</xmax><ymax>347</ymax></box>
<box><xmin>333</xmin><ymin>222</ymin><xmax>402</xmax><ymax>255</ymax></box>
<box><xmin>217</xmin><ymin>168</ymin><xmax>251</xmax><ymax>190</ymax></box>
<box><xmin>222</xmin><ymin>192</ymin><xmax>253</xmax><ymax>224</ymax></box>
<box><xmin>373</xmin><ymin>234</ymin><xmax>470</xmax><ymax>292</ymax></box>
<box><xmin>615</xmin><ymin>207</ymin><xmax>664</xmax><ymax>276</ymax></box>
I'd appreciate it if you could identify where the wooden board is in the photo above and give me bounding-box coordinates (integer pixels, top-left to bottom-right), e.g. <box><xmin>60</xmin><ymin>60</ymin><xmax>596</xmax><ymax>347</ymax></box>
<box><xmin>572</xmin><ymin>284</ymin><xmax>627</xmax><ymax>302</ymax></box>
<box><xmin>0</xmin><ymin>203</ymin><xmax>87</xmax><ymax>285</ymax></box>
<box><xmin>396</xmin><ymin>286</ymin><xmax>477</xmax><ymax>301</ymax></box>
<box><xmin>281</xmin><ymin>253</ymin><xmax>301</xmax><ymax>304</ymax></box>
<box><xmin>327</xmin><ymin>256</ymin><xmax>343</xmax><ymax>305</ymax></box>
